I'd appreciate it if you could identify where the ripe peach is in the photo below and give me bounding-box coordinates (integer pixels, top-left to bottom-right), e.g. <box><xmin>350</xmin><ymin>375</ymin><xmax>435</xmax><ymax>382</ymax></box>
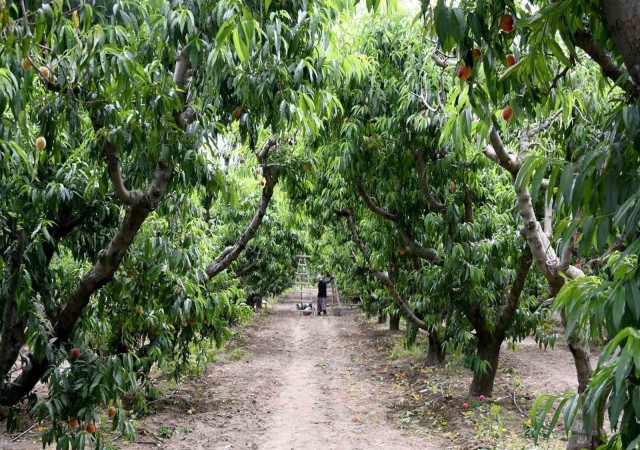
<box><xmin>22</xmin><ymin>58</ymin><xmax>32</xmax><ymax>70</ymax></box>
<box><xmin>232</xmin><ymin>107</ymin><xmax>243</xmax><ymax>119</ymax></box>
<box><xmin>500</xmin><ymin>14</ymin><xmax>514</xmax><ymax>33</ymax></box>
<box><xmin>506</xmin><ymin>54</ymin><xmax>516</xmax><ymax>67</ymax></box>
<box><xmin>108</xmin><ymin>406</ymin><xmax>117</xmax><ymax>418</ymax></box>
<box><xmin>70</xmin><ymin>348</ymin><xmax>81</xmax><ymax>360</ymax></box>
<box><xmin>86</xmin><ymin>423</ymin><xmax>96</xmax><ymax>434</ymax></box>
<box><xmin>38</xmin><ymin>66</ymin><xmax>50</xmax><ymax>79</ymax></box>
<box><xmin>501</xmin><ymin>106</ymin><xmax>513</xmax><ymax>122</ymax></box>
<box><xmin>457</xmin><ymin>65</ymin><xmax>472</xmax><ymax>81</ymax></box>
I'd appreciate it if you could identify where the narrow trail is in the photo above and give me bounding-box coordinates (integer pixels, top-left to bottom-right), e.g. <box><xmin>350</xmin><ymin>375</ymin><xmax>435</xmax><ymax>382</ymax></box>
<box><xmin>124</xmin><ymin>290</ymin><xmax>443</xmax><ymax>450</ymax></box>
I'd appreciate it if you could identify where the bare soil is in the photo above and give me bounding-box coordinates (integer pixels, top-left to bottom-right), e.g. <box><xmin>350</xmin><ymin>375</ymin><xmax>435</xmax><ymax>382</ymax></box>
<box><xmin>1</xmin><ymin>291</ymin><xmax>589</xmax><ymax>449</ymax></box>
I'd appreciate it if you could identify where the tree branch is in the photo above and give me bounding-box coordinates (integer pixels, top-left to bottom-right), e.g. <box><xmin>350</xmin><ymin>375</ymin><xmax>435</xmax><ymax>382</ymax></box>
<box><xmin>410</xmin><ymin>148</ymin><xmax>445</xmax><ymax>212</ymax></box>
<box><xmin>334</xmin><ymin>208</ymin><xmax>430</xmax><ymax>331</ymax></box>
<box><xmin>354</xmin><ymin>181</ymin><xmax>397</xmax><ymax>221</ymax></box>
<box><xmin>205</xmin><ymin>139</ymin><xmax>278</xmax><ymax>278</ymax></box>
<box><xmin>235</xmin><ymin>260</ymin><xmax>258</xmax><ymax>277</ymax></box>
<box><xmin>573</xmin><ymin>30</ymin><xmax>636</xmax><ymax>94</ymax></box>
<box><xmin>526</xmin><ymin>110</ymin><xmax>562</xmax><ymax>139</ymax></box>
<box><xmin>488</xmin><ymin>129</ymin><xmax>519</xmax><ymax>175</ymax></box>
<box><xmin>496</xmin><ymin>244</ymin><xmax>533</xmax><ymax>334</ymax></box>
<box><xmin>355</xmin><ymin>181</ymin><xmax>438</xmax><ymax>261</ymax></box>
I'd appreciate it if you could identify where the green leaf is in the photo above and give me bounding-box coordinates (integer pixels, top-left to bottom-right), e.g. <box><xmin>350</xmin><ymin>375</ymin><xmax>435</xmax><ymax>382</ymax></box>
<box><xmin>232</xmin><ymin>28</ymin><xmax>249</xmax><ymax>63</ymax></box>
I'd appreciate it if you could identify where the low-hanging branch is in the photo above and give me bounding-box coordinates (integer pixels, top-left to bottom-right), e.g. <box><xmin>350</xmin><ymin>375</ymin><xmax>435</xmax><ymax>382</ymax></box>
<box><xmin>205</xmin><ymin>138</ymin><xmax>278</xmax><ymax>278</ymax></box>
<box><xmin>355</xmin><ymin>181</ymin><xmax>439</xmax><ymax>261</ymax></box>
<box><xmin>334</xmin><ymin>207</ymin><xmax>430</xmax><ymax>331</ymax></box>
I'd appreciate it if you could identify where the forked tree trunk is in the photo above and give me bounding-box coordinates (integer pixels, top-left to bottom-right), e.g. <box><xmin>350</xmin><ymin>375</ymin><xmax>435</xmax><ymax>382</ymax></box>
<box><xmin>389</xmin><ymin>312</ymin><xmax>400</xmax><ymax>331</ymax></box>
<box><xmin>469</xmin><ymin>335</ymin><xmax>501</xmax><ymax>397</ymax></box>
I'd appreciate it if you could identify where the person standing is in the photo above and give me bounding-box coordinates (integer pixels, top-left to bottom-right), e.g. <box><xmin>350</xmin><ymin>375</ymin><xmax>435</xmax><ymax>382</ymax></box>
<box><xmin>316</xmin><ymin>274</ymin><xmax>333</xmax><ymax>316</ymax></box>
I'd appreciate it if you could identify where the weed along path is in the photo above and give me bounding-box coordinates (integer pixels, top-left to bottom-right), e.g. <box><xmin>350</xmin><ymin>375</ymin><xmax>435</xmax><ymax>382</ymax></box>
<box><xmin>121</xmin><ymin>290</ymin><xmax>444</xmax><ymax>450</ymax></box>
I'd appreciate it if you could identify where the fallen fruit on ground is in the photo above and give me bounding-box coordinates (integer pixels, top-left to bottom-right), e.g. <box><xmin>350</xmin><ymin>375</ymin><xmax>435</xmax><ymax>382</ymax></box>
<box><xmin>462</xmin><ymin>402</ymin><xmax>469</xmax><ymax>409</ymax></box>
<box><xmin>187</xmin><ymin>409</ymin><xmax>193</xmax><ymax>415</ymax></box>
<box><xmin>479</xmin><ymin>394</ymin><xmax>486</xmax><ymax>401</ymax></box>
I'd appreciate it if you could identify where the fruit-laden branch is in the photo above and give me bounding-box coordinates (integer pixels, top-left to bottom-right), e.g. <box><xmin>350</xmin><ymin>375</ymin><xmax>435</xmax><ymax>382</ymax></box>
<box><xmin>0</xmin><ymin>230</ymin><xmax>26</xmax><ymax>381</ymax></box>
<box><xmin>0</xmin><ymin>208</ymin><xmax>88</xmax><ymax>383</ymax></box>
<box><xmin>483</xmin><ymin>127</ymin><xmax>593</xmax><ymax>401</ymax></box>
<box><xmin>410</xmin><ymin>148</ymin><xmax>445</xmax><ymax>212</ymax></box>
<box><xmin>205</xmin><ymin>138</ymin><xmax>278</xmax><ymax>278</ymax></box>
<box><xmin>334</xmin><ymin>207</ymin><xmax>430</xmax><ymax>331</ymax></box>
<box><xmin>0</xmin><ymin>160</ymin><xmax>173</xmax><ymax>406</ymax></box>
<box><xmin>355</xmin><ymin>182</ymin><xmax>439</xmax><ymax>261</ymax></box>
<box><xmin>0</xmin><ymin>53</ymin><xmax>195</xmax><ymax>407</ymax></box>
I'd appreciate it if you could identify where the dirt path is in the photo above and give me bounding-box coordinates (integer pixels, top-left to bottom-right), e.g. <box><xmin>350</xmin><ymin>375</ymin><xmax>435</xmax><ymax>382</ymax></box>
<box><xmin>122</xmin><ymin>290</ymin><xmax>443</xmax><ymax>450</ymax></box>
<box><xmin>0</xmin><ymin>291</ymin><xmax>587</xmax><ymax>449</ymax></box>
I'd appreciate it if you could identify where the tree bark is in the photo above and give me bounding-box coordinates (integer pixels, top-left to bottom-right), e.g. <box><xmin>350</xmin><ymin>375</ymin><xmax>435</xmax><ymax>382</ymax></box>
<box><xmin>602</xmin><ymin>1</ymin><xmax>640</xmax><ymax>85</ymax></box>
<box><xmin>389</xmin><ymin>312</ymin><xmax>400</xmax><ymax>331</ymax></box>
<box><xmin>469</xmin><ymin>335</ymin><xmax>501</xmax><ymax>397</ymax></box>
<box><xmin>484</xmin><ymin>127</ymin><xmax>601</xmax><ymax>448</ymax></box>
<box><xmin>377</xmin><ymin>310</ymin><xmax>387</xmax><ymax>324</ymax></box>
<box><xmin>426</xmin><ymin>329</ymin><xmax>445</xmax><ymax>364</ymax></box>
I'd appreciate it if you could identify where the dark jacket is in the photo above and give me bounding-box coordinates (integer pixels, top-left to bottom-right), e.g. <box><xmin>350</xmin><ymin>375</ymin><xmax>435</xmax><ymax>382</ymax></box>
<box><xmin>317</xmin><ymin>277</ymin><xmax>333</xmax><ymax>297</ymax></box>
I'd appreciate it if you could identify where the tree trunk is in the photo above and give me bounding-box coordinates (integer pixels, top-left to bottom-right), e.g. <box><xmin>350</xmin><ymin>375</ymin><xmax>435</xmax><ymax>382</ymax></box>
<box><xmin>602</xmin><ymin>0</ymin><xmax>640</xmax><ymax>84</ymax></box>
<box><xmin>378</xmin><ymin>310</ymin><xmax>387</xmax><ymax>324</ymax></box>
<box><xmin>469</xmin><ymin>336</ymin><xmax>501</xmax><ymax>397</ymax></box>
<box><xmin>426</xmin><ymin>331</ymin><xmax>445</xmax><ymax>364</ymax></box>
<box><xmin>389</xmin><ymin>312</ymin><xmax>400</xmax><ymax>331</ymax></box>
